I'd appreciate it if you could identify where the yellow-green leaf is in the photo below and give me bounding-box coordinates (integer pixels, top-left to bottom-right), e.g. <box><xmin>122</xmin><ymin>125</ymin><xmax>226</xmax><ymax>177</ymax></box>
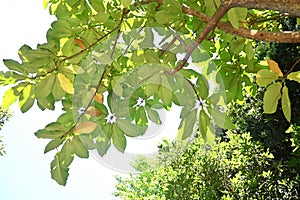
<box><xmin>281</xmin><ymin>86</ymin><xmax>291</xmax><ymax>122</ymax></box>
<box><xmin>287</xmin><ymin>71</ymin><xmax>300</xmax><ymax>83</ymax></box>
<box><xmin>75</xmin><ymin>121</ymin><xmax>97</xmax><ymax>134</ymax></box>
<box><xmin>121</xmin><ymin>0</ymin><xmax>131</xmax><ymax>7</ymax></box>
<box><xmin>267</xmin><ymin>60</ymin><xmax>283</xmax><ymax>76</ymax></box>
<box><xmin>263</xmin><ymin>83</ymin><xmax>282</xmax><ymax>114</ymax></box>
<box><xmin>256</xmin><ymin>69</ymin><xmax>278</xmax><ymax>87</ymax></box>
<box><xmin>57</xmin><ymin>73</ymin><xmax>74</xmax><ymax>94</ymax></box>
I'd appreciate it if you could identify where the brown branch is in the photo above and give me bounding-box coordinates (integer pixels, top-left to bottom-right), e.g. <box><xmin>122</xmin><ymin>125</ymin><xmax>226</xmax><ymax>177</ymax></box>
<box><xmin>222</xmin><ymin>0</ymin><xmax>300</xmax><ymax>17</ymax></box>
<box><xmin>286</xmin><ymin>58</ymin><xmax>300</xmax><ymax>76</ymax></box>
<box><xmin>182</xmin><ymin>6</ymin><xmax>300</xmax><ymax>43</ymax></box>
<box><xmin>166</xmin><ymin>5</ymin><xmax>231</xmax><ymax>75</ymax></box>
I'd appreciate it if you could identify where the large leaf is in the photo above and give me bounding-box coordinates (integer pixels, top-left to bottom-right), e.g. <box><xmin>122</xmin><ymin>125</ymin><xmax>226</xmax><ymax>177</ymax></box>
<box><xmin>57</xmin><ymin>73</ymin><xmax>74</xmax><ymax>94</ymax></box>
<box><xmin>75</xmin><ymin>121</ymin><xmax>98</xmax><ymax>134</ymax></box>
<box><xmin>50</xmin><ymin>152</ymin><xmax>69</xmax><ymax>186</ymax></box>
<box><xmin>177</xmin><ymin>109</ymin><xmax>197</xmax><ymax>140</ymax></box>
<box><xmin>281</xmin><ymin>85</ymin><xmax>291</xmax><ymax>122</ymax></box>
<box><xmin>199</xmin><ymin>109</ymin><xmax>210</xmax><ymax>137</ymax></box>
<box><xmin>210</xmin><ymin>107</ymin><xmax>235</xmax><ymax>129</ymax></box>
<box><xmin>117</xmin><ymin>119</ymin><xmax>147</xmax><ymax>137</ymax></box>
<box><xmin>35</xmin><ymin>74</ymin><xmax>55</xmax><ymax>98</ymax></box>
<box><xmin>287</xmin><ymin>71</ymin><xmax>300</xmax><ymax>83</ymax></box>
<box><xmin>263</xmin><ymin>83</ymin><xmax>282</xmax><ymax>114</ymax></box>
<box><xmin>70</xmin><ymin>137</ymin><xmax>89</xmax><ymax>158</ymax></box>
<box><xmin>256</xmin><ymin>69</ymin><xmax>278</xmax><ymax>87</ymax></box>
<box><xmin>44</xmin><ymin>138</ymin><xmax>65</xmax><ymax>153</ymax></box>
<box><xmin>227</xmin><ymin>8</ymin><xmax>248</xmax><ymax>29</ymax></box>
<box><xmin>267</xmin><ymin>60</ymin><xmax>283</xmax><ymax>76</ymax></box>
<box><xmin>112</xmin><ymin>126</ymin><xmax>126</xmax><ymax>153</ymax></box>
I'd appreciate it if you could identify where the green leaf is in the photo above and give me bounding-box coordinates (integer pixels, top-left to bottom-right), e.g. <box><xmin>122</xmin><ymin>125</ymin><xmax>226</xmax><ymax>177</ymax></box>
<box><xmin>227</xmin><ymin>8</ymin><xmax>248</xmax><ymax>29</ymax></box>
<box><xmin>287</xmin><ymin>71</ymin><xmax>300</xmax><ymax>83</ymax></box>
<box><xmin>70</xmin><ymin>137</ymin><xmax>89</xmax><ymax>158</ymax></box>
<box><xmin>147</xmin><ymin>108</ymin><xmax>161</xmax><ymax>124</ymax></box>
<box><xmin>2</xmin><ymin>88</ymin><xmax>18</xmax><ymax>108</ymax></box>
<box><xmin>19</xmin><ymin>84</ymin><xmax>35</xmax><ymax>113</ymax></box>
<box><xmin>44</xmin><ymin>138</ymin><xmax>65</xmax><ymax>153</ymax></box>
<box><xmin>57</xmin><ymin>73</ymin><xmax>74</xmax><ymax>94</ymax></box>
<box><xmin>51</xmin><ymin>152</ymin><xmax>69</xmax><ymax>186</ymax></box>
<box><xmin>35</xmin><ymin>129</ymin><xmax>65</xmax><ymax>139</ymax></box>
<box><xmin>209</xmin><ymin>107</ymin><xmax>235</xmax><ymax>129</ymax></box>
<box><xmin>60</xmin><ymin>140</ymin><xmax>74</xmax><ymax>166</ymax></box>
<box><xmin>263</xmin><ymin>83</ymin><xmax>282</xmax><ymax>114</ymax></box>
<box><xmin>158</xmin><ymin>86</ymin><xmax>172</xmax><ymax>106</ymax></box>
<box><xmin>121</xmin><ymin>0</ymin><xmax>131</xmax><ymax>7</ymax></box>
<box><xmin>199</xmin><ymin>109</ymin><xmax>210</xmax><ymax>137</ymax></box>
<box><xmin>117</xmin><ymin>119</ymin><xmax>147</xmax><ymax>137</ymax></box>
<box><xmin>245</xmin><ymin>42</ymin><xmax>255</xmax><ymax>60</ymax></box>
<box><xmin>256</xmin><ymin>69</ymin><xmax>278</xmax><ymax>87</ymax></box>
<box><xmin>281</xmin><ymin>85</ymin><xmax>291</xmax><ymax>122</ymax></box>
<box><xmin>35</xmin><ymin>74</ymin><xmax>55</xmax><ymax>98</ymax></box>
<box><xmin>178</xmin><ymin>110</ymin><xmax>197</xmax><ymax>140</ymax></box>
<box><xmin>3</xmin><ymin>59</ymin><xmax>24</xmax><ymax>73</ymax></box>
<box><xmin>112</xmin><ymin>126</ymin><xmax>126</xmax><ymax>152</ymax></box>
<box><xmin>197</xmin><ymin>74</ymin><xmax>209</xmax><ymax>99</ymax></box>
<box><xmin>88</xmin><ymin>0</ymin><xmax>105</xmax><ymax>12</ymax></box>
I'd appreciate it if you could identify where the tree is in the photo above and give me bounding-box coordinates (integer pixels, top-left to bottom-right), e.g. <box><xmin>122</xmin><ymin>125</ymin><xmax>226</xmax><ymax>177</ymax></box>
<box><xmin>114</xmin><ymin>133</ymin><xmax>300</xmax><ymax>199</ymax></box>
<box><xmin>0</xmin><ymin>0</ymin><xmax>299</xmax><ymax>185</ymax></box>
<box><xmin>0</xmin><ymin>107</ymin><xmax>11</xmax><ymax>156</ymax></box>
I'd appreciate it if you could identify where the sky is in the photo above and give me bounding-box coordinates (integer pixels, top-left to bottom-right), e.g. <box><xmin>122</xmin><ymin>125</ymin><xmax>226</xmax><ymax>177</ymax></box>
<box><xmin>0</xmin><ymin>1</ymin><xmax>181</xmax><ymax>199</ymax></box>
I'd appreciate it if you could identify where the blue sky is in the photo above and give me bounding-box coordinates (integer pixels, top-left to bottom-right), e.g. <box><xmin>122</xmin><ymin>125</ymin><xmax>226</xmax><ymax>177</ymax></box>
<box><xmin>0</xmin><ymin>1</ymin><xmax>181</xmax><ymax>199</ymax></box>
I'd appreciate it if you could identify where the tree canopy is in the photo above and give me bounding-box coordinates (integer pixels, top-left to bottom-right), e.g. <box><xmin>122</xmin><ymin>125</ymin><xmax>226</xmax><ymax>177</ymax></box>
<box><xmin>0</xmin><ymin>0</ymin><xmax>299</xmax><ymax>185</ymax></box>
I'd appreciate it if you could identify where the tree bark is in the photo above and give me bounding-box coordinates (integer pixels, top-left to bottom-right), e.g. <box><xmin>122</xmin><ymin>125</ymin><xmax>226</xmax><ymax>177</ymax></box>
<box><xmin>222</xmin><ymin>0</ymin><xmax>300</xmax><ymax>17</ymax></box>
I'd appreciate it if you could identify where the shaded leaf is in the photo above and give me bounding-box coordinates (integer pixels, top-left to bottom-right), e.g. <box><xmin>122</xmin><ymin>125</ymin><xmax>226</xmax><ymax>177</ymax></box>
<box><xmin>210</xmin><ymin>107</ymin><xmax>236</xmax><ymax>129</ymax></box>
<box><xmin>112</xmin><ymin>126</ymin><xmax>126</xmax><ymax>152</ymax></box>
<box><xmin>44</xmin><ymin>138</ymin><xmax>65</xmax><ymax>153</ymax></box>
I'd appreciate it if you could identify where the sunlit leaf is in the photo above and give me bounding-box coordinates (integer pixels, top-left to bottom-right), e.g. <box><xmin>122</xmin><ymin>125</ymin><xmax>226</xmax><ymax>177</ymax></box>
<box><xmin>112</xmin><ymin>126</ymin><xmax>126</xmax><ymax>152</ymax></box>
<box><xmin>263</xmin><ymin>83</ymin><xmax>282</xmax><ymax>114</ymax></box>
<box><xmin>57</xmin><ymin>73</ymin><xmax>74</xmax><ymax>94</ymax></box>
<box><xmin>44</xmin><ymin>138</ymin><xmax>65</xmax><ymax>153</ymax></box>
<box><xmin>287</xmin><ymin>71</ymin><xmax>300</xmax><ymax>83</ymax></box>
<box><xmin>256</xmin><ymin>69</ymin><xmax>278</xmax><ymax>87</ymax></box>
<box><xmin>267</xmin><ymin>60</ymin><xmax>283</xmax><ymax>76</ymax></box>
<box><xmin>281</xmin><ymin>86</ymin><xmax>291</xmax><ymax>122</ymax></box>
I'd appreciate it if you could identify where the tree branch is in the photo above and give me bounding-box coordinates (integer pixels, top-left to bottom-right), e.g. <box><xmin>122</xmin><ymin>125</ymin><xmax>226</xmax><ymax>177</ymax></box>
<box><xmin>182</xmin><ymin>6</ymin><xmax>300</xmax><ymax>43</ymax></box>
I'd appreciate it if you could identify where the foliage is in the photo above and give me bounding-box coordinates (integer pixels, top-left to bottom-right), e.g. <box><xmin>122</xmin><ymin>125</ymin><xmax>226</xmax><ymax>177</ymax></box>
<box><xmin>0</xmin><ymin>0</ymin><xmax>299</xmax><ymax>185</ymax></box>
<box><xmin>114</xmin><ymin>133</ymin><xmax>300</xmax><ymax>199</ymax></box>
<box><xmin>0</xmin><ymin>107</ymin><xmax>12</xmax><ymax>156</ymax></box>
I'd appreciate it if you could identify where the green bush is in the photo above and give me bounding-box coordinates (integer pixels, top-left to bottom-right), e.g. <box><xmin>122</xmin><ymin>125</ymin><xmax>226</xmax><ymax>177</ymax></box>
<box><xmin>114</xmin><ymin>133</ymin><xmax>300</xmax><ymax>199</ymax></box>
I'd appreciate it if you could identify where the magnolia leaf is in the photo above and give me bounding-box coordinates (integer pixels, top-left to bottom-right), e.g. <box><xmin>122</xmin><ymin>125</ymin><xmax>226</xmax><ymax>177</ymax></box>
<box><xmin>2</xmin><ymin>88</ymin><xmax>18</xmax><ymax>108</ymax></box>
<box><xmin>117</xmin><ymin>119</ymin><xmax>147</xmax><ymax>137</ymax></box>
<box><xmin>147</xmin><ymin>108</ymin><xmax>161</xmax><ymax>125</ymax></box>
<box><xmin>287</xmin><ymin>71</ymin><xmax>300</xmax><ymax>83</ymax></box>
<box><xmin>228</xmin><ymin>8</ymin><xmax>248</xmax><ymax>29</ymax></box>
<box><xmin>199</xmin><ymin>109</ymin><xmax>210</xmax><ymax>137</ymax></box>
<box><xmin>44</xmin><ymin>138</ymin><xmax>65</xmax><ymax>153</ymax></box>
<box><xmin>281</xmin><ymin>86</ymin><xmax>291</xmax><ymax>122</ymax></box>
<box><xmin>256</xmin><ymin>69</ymin><xmax>278</xmax><ymax>87</ymax></box>
<box><xmin>35</xmin><ymin>74</ymin><xmax>55</xmax><ymax>98</ymax></box>
<box><xmin>210</xmin><ymin>107</ymin><xmax>236</xmax><ymax>129</ymax></box>
<box><xmin>50</xmin><ymin>152</ymin><xmax>69</xmax><ymax>186</ymax></box>
<box><xmin>35</xmin><ymin>129</ymin><xmax>65</xmax><ymax>139</ymax></box>
<box><xmin>177</xmin><ymin>109</ymin><xmax>197</xmax><ymax>140</ymax></box>
<box><xmin>57</xmin><ymin>73</ymin><xmax>74</xmax><ymax>94</ymax></box>
<box><xmin>197</xmin><ymin>74</ymin><xmax>209</xmax><ymax>99</ymax></box>
<box><xmin>75</xmin><ymin>121</ymin><xmax>97</xmax><ymax>134</ymax></box>
<box><xmin>19</xmin><ymin>84</ymin><xmax>35</xmax><ymax>113</ymax></box>
<box><xmin>94</xmin><ymin>93</ymin><xmax>104</xmax><ymax>104</ymax></box>
<box><xmin>121</xmin><ymin>0</ymin><xmax>131</xmax><ymax>7</ymax></box>
<box><xmin>70</xmin><ymin>137</ymin><xmax>89</xmax><ymax>158</ymax></box>
<box><xmin>263</xmin><ymin>83</ymin><xmax>282</xmax><ymax>114</ymax></box>
<box><xmin>267</xmin><ymin>60</ymin><xmax>283</xmax><ymax>76</ymax></box>
<box><xmin>112</xmin><ymin>126</ymin><xmax>126</xmax><ymax>152</ymax></box>
<box><xmin>3</xmin><ymin>59</ymin><xmax>24</xmax><ymax>73</ymax></box>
